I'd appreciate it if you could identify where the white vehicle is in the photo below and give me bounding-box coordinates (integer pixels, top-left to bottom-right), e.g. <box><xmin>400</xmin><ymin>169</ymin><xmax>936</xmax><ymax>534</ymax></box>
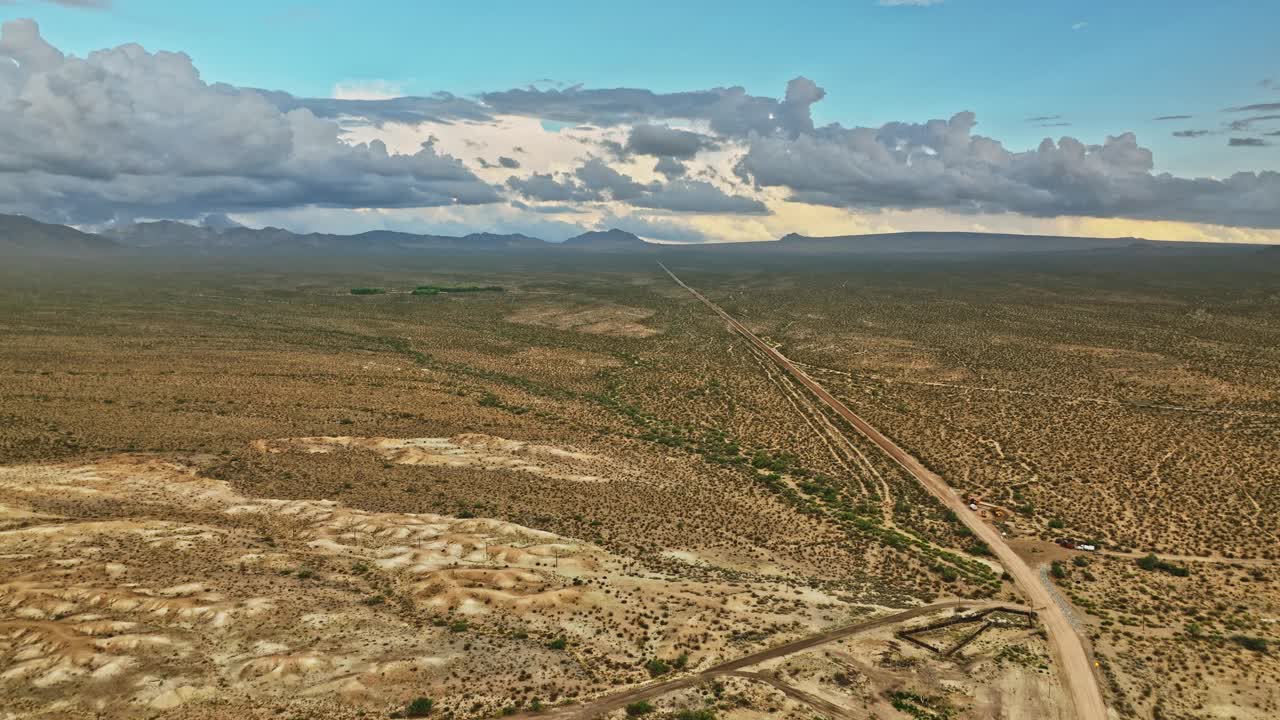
<box><xmin>1077</xmin><ymin>544</ymin><xmax>1097</xmax><ymax>552</ymax></box>
<box><xmin>968</xmin><ymin>502</ymin><xmax>978</xmax><ymax>510</ymax></box>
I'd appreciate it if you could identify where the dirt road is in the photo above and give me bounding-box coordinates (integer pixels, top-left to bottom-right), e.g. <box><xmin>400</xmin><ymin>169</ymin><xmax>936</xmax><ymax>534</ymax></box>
<box><xmin>1096</xmin><ymin>549</ymin><xmax>1275</xmax><ymax>566</ymax></box>
<box><xmin>658</xmin><ymin>262</ymin><xmax>1110</xmax><ymax>720</ymax></box>
<box><xmin>536</xmin><ymin>600</ymin><xmax>1022</xmax><ymax>720</ymax></box>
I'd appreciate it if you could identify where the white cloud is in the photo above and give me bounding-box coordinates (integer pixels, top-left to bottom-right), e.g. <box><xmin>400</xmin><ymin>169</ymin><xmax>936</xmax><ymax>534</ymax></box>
<box><xmin>3</xmin><ymin>16</ymin><xmax>1278</xmax><ymax>245</ymax></box>
<box><xmin>1071</xmin><ymin>22</ymin><xmax>1088</xmax><ymax>31</ymax></box>
<box><xmin>0</xmin><ymin>18</ymin><xmax>496</xmax><ymax>224</ymax></box>
<box><xmin>332</xmin><ymin>79</ymin><xmax>404</xmax><ymax>101</ymax></box>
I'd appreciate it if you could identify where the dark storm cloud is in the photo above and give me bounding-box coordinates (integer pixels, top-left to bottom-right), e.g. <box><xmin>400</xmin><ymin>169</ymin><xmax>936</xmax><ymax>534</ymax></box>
<box><xmin>1172</xmin><ymin>130</ymin><xmax>1211</xmax><ymax>138</ymax></box>
<box><xmin>624</xmin><ymin>124</ymin><xmax>716</xmax><ymax>158</ymax></box>
<box><xmin>507</xmin><ymin>160</ymin><xmax>765</xmax><ymax>215</ymax></box>
<box><xmin>505</xmin><ymin>172</ymin><xmax>597</xmax><ymax>203</ymax></box>
<box><xmin>0</xmin><ymin>19</ymin><xmax>498</xmax><ymax>224</ymax></box>
<box><xmin>1228</xmin><ymin>137</ymin><xmax>1269</xmax><ymax>147</ymax></box>
<box><xmin>573</xmin><ymin>158</ymin><xmax>653</xmax><ymax>200</ymax></box>
<box><xmin>1154</xmin><ymin>115</ymin><xmax>1193</xmax><ymax>121</ymax></box>
<box><xmin>653</xmin><ymin>156</ymin><xmax>687</xmax><ymax>179</ymax></box>
<box><xmin>629</xmin><ymin>180</ymin><xmax>768</xmax><ymax>214</ymax></box>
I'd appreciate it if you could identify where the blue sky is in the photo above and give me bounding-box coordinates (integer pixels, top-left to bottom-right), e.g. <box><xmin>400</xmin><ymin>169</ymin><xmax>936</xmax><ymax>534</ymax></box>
<box><xmin>15</xmin><ymin>0</ymin><xmax>1278</xmax><ymax>176</ymax></box>
<box><xmin>1</xmin><ymin>0</ymin><xmax>1278</xmax><ymax>242</ymax></box>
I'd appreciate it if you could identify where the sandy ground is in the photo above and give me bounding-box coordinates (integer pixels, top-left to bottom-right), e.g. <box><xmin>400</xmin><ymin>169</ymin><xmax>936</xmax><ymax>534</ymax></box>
<box><xmin>0</xmin><ymin>447</ymin><xmax>864</xmax><ymax>718</ymax></box>
<box><xmin>252</xmin><ymin>433</ymin><xmax>622</xmax><ymax>483</ymax></box>
<box><xmin>505</xmin><ymin>304</ymin><xmax>659</xmax><ymax>337</ymax></box>
<box><xmin>660</xmin><ymin>262</ymin><xmax>1110</xmax><ymax>720</ymax></box>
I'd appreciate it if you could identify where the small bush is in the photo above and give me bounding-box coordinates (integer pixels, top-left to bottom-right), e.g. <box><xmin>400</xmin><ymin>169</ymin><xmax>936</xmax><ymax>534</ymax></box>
<box><xmin>625</xmin><ymin>701</ymin><xmax>654</xmax><ymax>716</ymax></box>
<box><xmin>1231</xmin><ymin>635</ymin><xmax>1268</xmax><ymax>653</ymax></box>
<box><xmin>675</xmin><ymin>710</ymin><xmax>715</xmax><ymax>720</ymax></box>
<box><xmin>405</xmin><ymin>697</ymin><xmax>434</xmax><ymax>717</ymax></box>
<box><xmin>645</xmin><ymin>658</ymin><xmax>670</xmax><ymax>677</ymax></box>
<box><xmin>546</xmin><ymin>637</ymin><xmax>567</xmax><ymax>650</ymax></box>
<box><xmin>414</xmin><ymin>284</ymin><xmax>504</xmax><ymax>294</ymax></box>
<box><xmin>1136</xmin><ymin>554</ymin><xmax>1190</xmax><ymax>577</ymax></box>
<box><xmin>349</xmin><ymin>287</ymin><xmax>385</xmax><ymax>295</ymax></box>
<box><xmin>965</xmin><ymin>541</ymin><xmax>993</xmax><ymax>557</ymax></box>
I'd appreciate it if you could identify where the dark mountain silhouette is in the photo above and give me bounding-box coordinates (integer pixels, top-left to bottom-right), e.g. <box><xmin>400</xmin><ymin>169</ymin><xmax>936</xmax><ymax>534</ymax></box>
<box><xmin>103</xmin><ymin>221</ymin><xmax>548</xmax><ymax>253</ymax></box>
<box><xmin>561</xmin><ymin>229</ymin><xmax>652</xmax><ymax>250</ymax></box>
<box><xmin>2</xmin><ymin>214</ymin><xmax>1272</xmax><ymax>261</ymax></box>
<box><xmin>0</xmin><ymin>213</ymin><xmax>118</xmax><ymax>255</ymax></box>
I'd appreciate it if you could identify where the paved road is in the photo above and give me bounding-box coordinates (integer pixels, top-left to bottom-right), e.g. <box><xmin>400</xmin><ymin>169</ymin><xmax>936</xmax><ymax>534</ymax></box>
<box><xmin>533</xmin><ymin>600</ymin><xmax>1021</xmax><ymax>720</ymax></box>
<box><xmin>659</xmin><ymin>262</ymin><xmax>1110</xmax><ymax>720</ymax></box>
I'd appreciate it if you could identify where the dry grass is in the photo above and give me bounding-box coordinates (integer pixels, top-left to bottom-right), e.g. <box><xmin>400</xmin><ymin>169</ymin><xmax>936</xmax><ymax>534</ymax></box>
<box><xmin>1</xmin><ymin>251</ymin><xmax>1274</xmax><ymax>718</ymax></box>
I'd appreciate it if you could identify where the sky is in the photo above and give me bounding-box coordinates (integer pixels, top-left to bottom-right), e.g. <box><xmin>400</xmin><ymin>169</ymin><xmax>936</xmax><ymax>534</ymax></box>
<box><xmin>1</xmin><ymin>0</ymin><xmax>1278</xmax><ymax>243</ymax></box>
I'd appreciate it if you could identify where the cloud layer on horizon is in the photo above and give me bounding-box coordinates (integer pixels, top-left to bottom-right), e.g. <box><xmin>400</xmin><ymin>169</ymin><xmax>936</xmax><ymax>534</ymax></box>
<box><xmin>0</xmin><ymin>17</ymin><xmax>1278</xmax><ymax>238</ymax></box>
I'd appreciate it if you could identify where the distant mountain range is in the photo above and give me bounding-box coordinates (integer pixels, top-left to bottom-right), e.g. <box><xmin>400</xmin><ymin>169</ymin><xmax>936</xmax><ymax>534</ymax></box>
<box><xmin>0</xmin><ymin>213</ymin><xmax>1274</xmax><ymax>259</ymax></box>
<box><xmin>0</xmin><ymin>214</ymin><xmax>119</xmax><ymax>255</ymax></box>
<box><xmin>560</xmin><ymin>228</ymin><xmax>654</xmax><ymax>250</ymax></box>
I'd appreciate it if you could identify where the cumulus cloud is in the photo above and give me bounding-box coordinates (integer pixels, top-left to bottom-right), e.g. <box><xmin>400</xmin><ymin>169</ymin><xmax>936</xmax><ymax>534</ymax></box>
<box><xmin>574</xmin><ymin>158</ymin><xmax>653</xmax><ymax>200</ymax></box>
<box><xmin>505</xmin><ymin>172</ymin><xmax>597</xmax><ymax>203</ymax></box>
<box><xmin>506</xmin><ymin>159</ymin><xmax>764</xmax><ymax>215</ymax></box>
<box><xmin>259</xmin><ymin>89</ymin><xmax>491</xmax><ymax>126</ymax></box>
<box><xmin>0</xmin><ymin>18</ymin><xmax>1277</xmax><ymax>232</ymax></box>
<box><xmin>630</xmin><ymin>180</ymin><xmax>768</xmax><ymax>214</ymax></box>
<box><xmin>653</xmin><ymin>156</ymin><xmax>687</xmax><ymax>179</ymax></box>
<box><xmin>479</xmin><ymin>76</ymin><xmax>826</xmax><ymax>138</ymax></box>
<box><xmin>624</xmin><ymin>124</ymin><xmax>716</xmax><ymax>158</ymax></box>
<box><xmin>734</xmin><ymin>110</ymin><xmax>1280</xmax><ymax>227</ymax></box>
<box><xmin>0</xmin><ymin>19</ymin><xmax>497</xmax><ymax>224</ymax></box>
